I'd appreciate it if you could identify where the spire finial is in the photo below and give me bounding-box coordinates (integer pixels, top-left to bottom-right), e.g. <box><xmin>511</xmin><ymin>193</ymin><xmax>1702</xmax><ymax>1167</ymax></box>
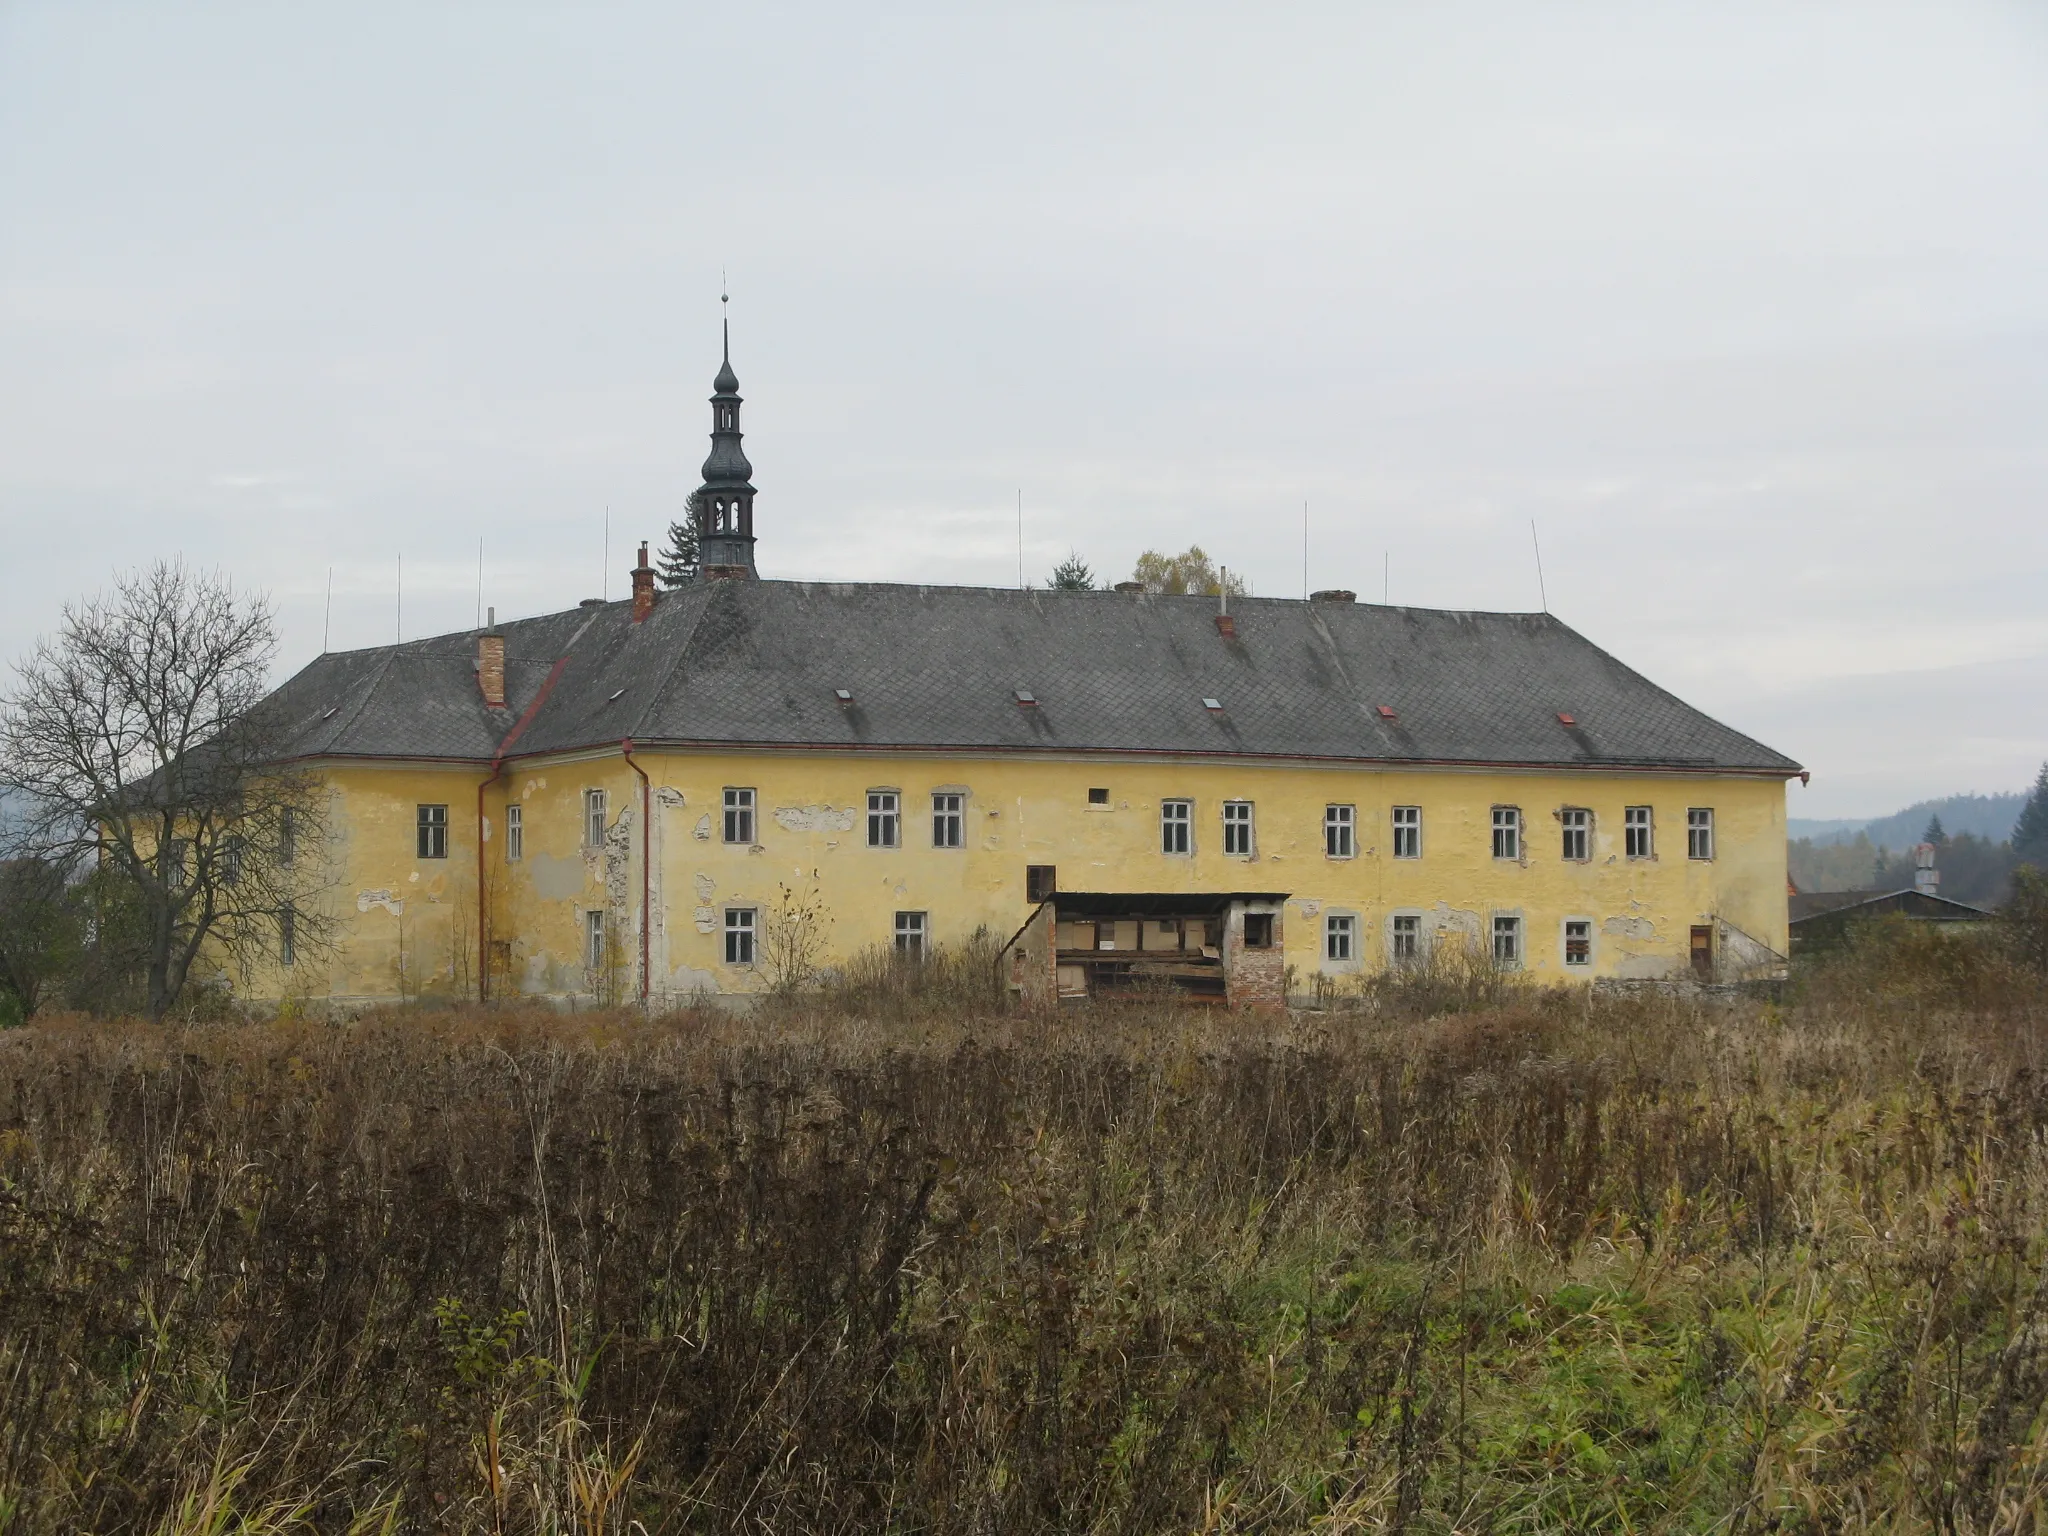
<box><xmin>711</xmin><ymin>281</ymin><xmax>739</xmax><ymax>395</ymax></box>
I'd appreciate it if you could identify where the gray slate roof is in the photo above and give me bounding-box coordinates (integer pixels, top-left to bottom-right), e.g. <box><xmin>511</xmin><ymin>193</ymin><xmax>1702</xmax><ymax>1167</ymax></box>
<box><xmin>260</xmin><ymin>581</ymin><xmax>1801</xmax><ymax>775</ymax></box>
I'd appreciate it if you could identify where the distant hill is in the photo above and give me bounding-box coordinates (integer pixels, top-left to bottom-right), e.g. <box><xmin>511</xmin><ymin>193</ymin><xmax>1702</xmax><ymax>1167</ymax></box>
<box><xmin>1790</xmin><ymin>792</ymin><xmax>2026</xmax><ymax>851</ymax></box>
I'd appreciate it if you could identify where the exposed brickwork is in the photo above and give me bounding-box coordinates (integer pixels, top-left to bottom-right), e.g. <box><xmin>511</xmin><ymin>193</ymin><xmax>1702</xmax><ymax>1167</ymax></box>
<box><xmin>1223</xmin><ymin>902</ymin><xmax>1286</xmax><ymax>1012</ymax></box>
<box><xmin>631</xmin><ymin>543</ymin><xmax>657</xmax><ymax>622</ymax></box>
<box><xmin>477</xmin><ymin>632</ymin><xmax>506</xmax><ymax>708</ymax></box>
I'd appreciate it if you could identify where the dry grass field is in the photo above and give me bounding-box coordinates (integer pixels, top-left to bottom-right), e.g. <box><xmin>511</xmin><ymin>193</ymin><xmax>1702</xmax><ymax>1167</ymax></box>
<box><xmin>2</xmin><ymin>924</ymin><xmax>2046</xmax><ymax>1533</ymax></box>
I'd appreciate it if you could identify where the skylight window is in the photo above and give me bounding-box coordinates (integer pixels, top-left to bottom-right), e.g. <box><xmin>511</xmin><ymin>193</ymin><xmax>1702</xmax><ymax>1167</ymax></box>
<box><xmin>834</xmin><ymin>688</ymin><xmax>853</xmax><ymax>702</ymax></box>
<box><xmin>1202</xmin><ymin>697</ymin><xmax>1223</xmax><ymax>711</ymax></box>
<box><xmin>1376</xmin><ymin>704</ymin><xmax>1397</xmax><ymax>720</ymax></box>
<box><xmin>1014</xmin><ymin>689</ymin><xmax>1037</xmax><ymax>706</ymax></box>
<box><xmin>1557</xmin><ymin>711</ymin><xmax>1576</xmax><ymax>726</ymax></box>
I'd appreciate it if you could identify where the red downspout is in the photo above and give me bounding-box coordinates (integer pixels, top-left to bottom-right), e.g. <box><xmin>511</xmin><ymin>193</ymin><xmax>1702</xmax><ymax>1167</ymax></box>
<box><xmin>476</xmin><ymin>654</ymin><xmax>574</xmax><ymax>1002</ymax></box>
<box><xmin>621</xmin><ymin>739</ymin><xmax>651</xmax><ymax>1006</ymax></box>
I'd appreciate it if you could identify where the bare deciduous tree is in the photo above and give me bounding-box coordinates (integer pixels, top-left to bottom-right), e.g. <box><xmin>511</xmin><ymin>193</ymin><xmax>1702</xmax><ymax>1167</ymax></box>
<box><xmin>0</xmin><ymin>561</ymin><xmax>330</xmax><ymax>1020</ymax></box>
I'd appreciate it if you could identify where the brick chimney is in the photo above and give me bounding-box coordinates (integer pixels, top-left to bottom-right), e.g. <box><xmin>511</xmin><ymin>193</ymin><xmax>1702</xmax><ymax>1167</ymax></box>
<box><xmin>477</xmin><ymin>608</ymin><xmax>505</xmax><ymax>708</ymax></box>
<box><xmin>631</xmin><ymin>542</ymin><xmax>657</xmax><ymax>622</ymax></box>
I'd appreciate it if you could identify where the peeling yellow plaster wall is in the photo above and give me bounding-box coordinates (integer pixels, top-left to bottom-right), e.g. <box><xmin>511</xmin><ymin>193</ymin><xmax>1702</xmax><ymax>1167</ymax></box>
<box><xmin>247</xmin><ymin>751</ymin><xmax>1788</xmax><ymax>1007</ymax></box>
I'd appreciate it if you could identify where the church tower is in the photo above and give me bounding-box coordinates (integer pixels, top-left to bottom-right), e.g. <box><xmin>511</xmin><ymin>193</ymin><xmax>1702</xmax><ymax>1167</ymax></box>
<box><xmin>695</xmin><ymin>301</ymin><xmax>758</xmax><ymax>579</ymax></box>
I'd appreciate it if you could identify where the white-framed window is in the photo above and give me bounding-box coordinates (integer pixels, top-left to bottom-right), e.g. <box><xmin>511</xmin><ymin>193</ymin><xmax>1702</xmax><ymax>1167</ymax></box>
<box><xmin>1390</xmin><ymin>912</ymin><xmax>1422</xmax><ymax>963</ymax></box>
<box><xmin>867</xmin><ymin>790</ymin><xmax>900</xmax><ymax>848</ymax></box>
<box><xmin>723</xmin><ymin>787</ymin><xmax>756</xmax><ymax>845</ymax></box>
<box><xmin>279</xmin><ymin>904</ymin><xmax>296</xmax><ymax>967</ymax></box>
<box><xmin>585</xmin><ymin>909</ymin><xmax>606</xmax><ymax>970</ymax></box>
<box><xmin>932</xmin><ymin>792</ymin><xmax>964</xmax><ymax>848</ymax></box>
<box><xmin>1324</xmin><ymin>804</ymin><xmax>1355</xmax><ymax>858</ymax></box>
<box><xmin>1324</xmin><ymin>912</ymin><xmax>1355</xmax><ymax>962</ymax></box>
<box><xmin>894</xmin><ymin>910</ymin><xmax>927</xmax><ymax>957</ymax></box>
<box><xmin>584</xmin><ymin>788</ymin><xmax>608</xmax><ymax>849</ymax></box>
<box><xmin>1392</xmin><ymin>805</ymin><xmax>1422</xmax><ymax>859</ymax></box>
<box><xmin>1222</xmin><ymin>800</ymin><xmax>1254</xmax><ymax>856</ymax></box>
<box><xmin>1564</xmin><ymin>918</ymin><xmax>1592</xmax><ymax>967</ymax></box>
<box><xmin>1560</xmin><ymin>807</ymin><xmax>1590</xmax><ymax>862</ymax></box>
<box><xmin>1687</xmin><ymin>808</ymin><xmax>1715</xmax><ymax>860</ymax></box>
<box><xmin>723</xmin><ymin>907</ymin><xmax>756</xmax><ymax>965</ymax></box>
<box><xmin>1491</xmin><ymin>807</ymin><xmax>1521</xmax><ymax>860</ymax></box>
<box><xmin>1492</xmin><ymin>913</ymin><xmax>1522</xmax><ymax>967</ymax></box>
<box><xmin>416</xmin><ymin>804</ymin><xmax>448</xmax><ymax>860</ymax></box>
<box><xmin>1625</xmin><ymin>805</ymin><xmax>1653</xmax><ymax>859</ymax></box>
<box><xmin>1161</xmin><ymin>799</ymin><xmax>1192</xmax><ymax>855</ymax></box>
<box><xmin>505</xmin><ymin>804</ymin><xmax>523</xmax><ymax>862</ymax></box>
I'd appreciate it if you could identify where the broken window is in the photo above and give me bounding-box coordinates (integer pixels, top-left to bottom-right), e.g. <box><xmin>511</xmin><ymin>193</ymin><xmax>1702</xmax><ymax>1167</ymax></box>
<box><xmin>279</xmin><ymin>904</ymin><xmax>296</xmax><ymax>968</ymax></box>
<box><xmin>1491</xmin><ymin>807</ymin><xmax>1521</xmax><ymax>860</ymax></box>
<box><xmin>723</xmin><ymin>907</ymin><xmax>756</xmax><ymax>965</ymax></box>
<box><xmin>1026</xmin><ymin>865</ymin><xmax>1057</xmax><ymax>903</ymax></box>
<box><xmin>1242</xmin><ymin>912</ymin><xmax>1275</xmax><ymax>948</ymax></box>
<box><xmin>1161</xmin><ymin>799</ymin><xmax>1192</xmax><ymax>855</ymax></box>
<box><xmin>867</xmin><ymin>790</ymin><xmax>900</xmax><ymax>848</ymax></box>
<box><xmin>723</xmin><ymin>787</ymin><xmax>755</xmax><ymax>845</ymax></box>
<box><xmin>932</xmin><ymin>792</ymin><xmax>964</xmax><ymax>848</ymax></box>
<box><xmin>1392</xmin><ymin>805</ymin><xmax>1421</xmax><ymax>859</ymax></box>
<box><xmin>1325</xmin><ymin>912</ymin><xmax>1355</xmax><ymax>962</ymax></box>
<box><xmin>1560</xmin><ymin>807</ymin><xmax>1590</xmax><ymax>862</ymax></box>
<box><xmin>1390</xmin><ymin>913</ymin><xmax>1421</xmax><ymax>963</ymax></box>
<box><xmin>584</xmin><ymin>789</ymin><xmax>608</xmax><ymax>850</ymax></box>
<box><xmin>1564</xmin><ymin>919</ymin><xmax>1592</xmax><ymax>966</ymax></box>
<box><xmin>1222</xmin><ymin>800</ymin><xmax>1254</xmax><ymax>856</ymax></box>
<box><xmin>1690</xmin><ymin>925</ymin><xmax>1713</xmax><ymax>980</ymax></box>
<box><xmin>417</xmin><ymin>804</ymin><xmax>448</xmax><ymax>860</ymax></box>
<box><xmin>1325</xmin><ymin>804</ymin><xmax>1355</xmax><ymax>858</ymax></box>
<box><xmin>1625</xmin><ymin>806</ymin><xmax>1653</xmax><ymax>858</ymax></box>
<box><xmin>585</xmin><ymin>909</ymin><xmax>606</xmax><ymax>971</ymax></box>
<box><xmin>1492</xmin><ymin>913</ymin><xmax>1521</xmax><ymax>967</ymax></box>
<box><xmin>506</xmin><ymin>804</ymin><xmax>523</xmax><ymax>862</ymax></box>
<box><xmin>894</xmin><ymin>911</ymin><xmax>927</xmax><ymax>958</ymax></box>
<box><xmin>1687</xmin><ymin>808</ymin><xmax>1715</xmax><ymax>860</ymax></box>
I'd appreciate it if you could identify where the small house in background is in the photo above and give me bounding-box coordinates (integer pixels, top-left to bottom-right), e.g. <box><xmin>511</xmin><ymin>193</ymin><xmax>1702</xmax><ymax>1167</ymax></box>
<box><xmin>1788</xmin><ymin>887</ymin><xmax>1994</xmax><ymax>955</ymax></box>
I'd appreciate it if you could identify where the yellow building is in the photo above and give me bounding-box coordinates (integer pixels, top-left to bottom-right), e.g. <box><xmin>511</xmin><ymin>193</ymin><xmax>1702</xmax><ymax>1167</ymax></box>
<box><xmin>253</xmin><ymin>337</ymin><xmax>1802</xmax><ymax>1010</ymax></box>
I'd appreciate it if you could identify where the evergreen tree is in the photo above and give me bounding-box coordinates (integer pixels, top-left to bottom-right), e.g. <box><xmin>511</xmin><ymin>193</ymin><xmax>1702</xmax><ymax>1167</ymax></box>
<box><xmin>1922</xmin><ymin>813</ymin><xmax>1947</xmax><ymax>846</ymax></box>
<box><xmin>656</xmin><ymin>493</ymin><xmax>702</xmax><ymax>588</ymax></box>
<box><xmin>1048</xmin><ymin>552</ymin><xmax>1096</xmax><ymax>591</ymax></box>
<box><xmin>2014</xmin><ymin>761</ymin><xmax>2048</xmax><ymax>869</ymax></box>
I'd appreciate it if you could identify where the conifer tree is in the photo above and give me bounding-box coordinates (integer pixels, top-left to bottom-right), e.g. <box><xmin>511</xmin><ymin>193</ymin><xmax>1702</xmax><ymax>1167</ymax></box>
<box><xmin>656</xmin><ymin>493</ymin><xmax>702</xmax><ymax>588</ymax></box>
<box><xmin>1048</xmin><ymin>552</ymin><xmax>1096</xmax><ymax>591</ymax></box>
<box><xmin>2014</xmin><ymin>761</ymin><xmax>2048</xmax><ymax>869</ymax></box>
<box><xmin>1923</xmin><ymin>813</ymin><xmax>1947</xmax><ymax>846</ymax></box>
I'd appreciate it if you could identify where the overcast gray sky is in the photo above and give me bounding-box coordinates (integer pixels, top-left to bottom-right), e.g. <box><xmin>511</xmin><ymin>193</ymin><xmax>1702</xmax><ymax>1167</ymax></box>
<box><xmin>2</xmin><ymin>2</ymin><xmax>2044</xmax><ymax>818</ymax></box>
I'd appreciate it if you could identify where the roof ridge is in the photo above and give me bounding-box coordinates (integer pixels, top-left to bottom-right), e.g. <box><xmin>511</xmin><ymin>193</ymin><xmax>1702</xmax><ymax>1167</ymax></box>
<box><xmin>622</xmin><ymin>588</ymin><xmax>715</xmax><ymax>742</ymax></box>
<box><xmin>1545</xmin><ymin>615</ymin><xmax>1802</xmax><ymax>773</ymax></box>
<box><xmin>324</xmin><ymin>649</ymin><xmax>399</xmax><ymax>751</ymax></box>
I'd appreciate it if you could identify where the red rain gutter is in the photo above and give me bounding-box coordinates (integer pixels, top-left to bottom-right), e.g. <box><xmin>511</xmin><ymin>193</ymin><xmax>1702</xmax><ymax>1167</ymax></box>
<box><xmin>476</xmin><ymin>654</ymin><xmax>572</xmax><ymax>1003</ymax></box>
<box><xmin>621</xmin><ymin>739</ymin><xmax>651</xmax><ymax>1007</ymax></box>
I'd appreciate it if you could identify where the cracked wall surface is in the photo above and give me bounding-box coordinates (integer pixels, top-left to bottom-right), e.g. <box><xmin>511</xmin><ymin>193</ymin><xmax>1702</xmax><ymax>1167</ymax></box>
<box><xmin>232</xmin><ymin>752</ymin><xmax>1792</xmax><ymax>1008</ymax></box>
